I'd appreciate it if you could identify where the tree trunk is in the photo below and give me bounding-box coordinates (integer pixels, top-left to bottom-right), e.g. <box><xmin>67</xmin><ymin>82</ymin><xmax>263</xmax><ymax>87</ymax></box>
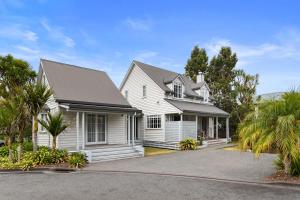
<box><xmin>17</xmin><ymin>131</ymin><xmax>24</xmax><ymax>163</ymax></box>
<box><xmin>52</xmin><ymin>136</ymin><xmax>57</xmax><ymax>150</ymax></box>
<box><xmin>7</xmin><ymin>136</ymin><xmax>13</xmax><ymax>162</ymax></box>
<box><xmin>32</xmin><ymin>115</ymin><xmax>38</xmax><ymax>152</ymax></box>
<box><xmin>283</xmin><ymin>156</ymin><xmax>291</xmax><ymax>175</ymax></box>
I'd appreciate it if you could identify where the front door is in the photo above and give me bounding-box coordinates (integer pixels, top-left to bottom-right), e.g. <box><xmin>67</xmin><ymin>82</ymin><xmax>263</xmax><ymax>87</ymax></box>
<box><xmin>86</xmin><ymin>114</ymin><xmax>106</xmax><ymax>144</ymax></box>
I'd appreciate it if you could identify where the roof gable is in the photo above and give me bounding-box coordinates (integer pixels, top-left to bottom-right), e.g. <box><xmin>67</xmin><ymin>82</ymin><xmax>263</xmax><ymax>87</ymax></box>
<box><xmin>40</xmin><ymin>59</ymin><xmax>131</xmax><ymax>107</ymax></box>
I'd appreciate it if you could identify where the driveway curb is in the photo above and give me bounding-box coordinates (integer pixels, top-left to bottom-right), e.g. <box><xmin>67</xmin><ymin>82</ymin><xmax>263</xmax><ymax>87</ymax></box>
<box><xmin>79</xmin><ymin>170</ymin><xmax>300</xmax><ymax>190</ymax></box>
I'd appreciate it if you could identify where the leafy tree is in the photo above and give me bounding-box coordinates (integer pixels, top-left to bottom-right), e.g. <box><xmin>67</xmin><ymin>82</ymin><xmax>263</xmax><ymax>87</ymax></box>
<box><xmin>239</xmin><ymin>91</ymin><xmax>300</xmax><ymax>175</ymax></box>
<box><xmin>234</xmin><ymin>70</ymin><xmax>259</xmax><ymax>123</ymax></box>
<box><xmin>0</xmin><ymin>99</ymin><xmax>21</xmax><ymax>161</ymax></box>
<box><xmin>0</xmin><ymin>54</ymin><xmax>36</xmax><ymax>160</ymax></box>
<box><xmin>39</xmin><ymin>112</ymin><xmax>68</xmax><ymax>150</ymax></box>
<box><xmin>185</xmin><ymin>46</ymin><xmax>208</xmax><ymax>82</ymax></box>
<box><xmin>26</xmin><ymin>83</ymin><xmax>52</xmax><ymax>152</ymax></box>
<box><xmin>206</xmin><ymin>47</ymin><xmax>238</xmax><ymax>132</ymax></box>
<box><xmin>0</xmin><ymin>54</ymin><xmax>36</xmax><ymax>98</ymax></box>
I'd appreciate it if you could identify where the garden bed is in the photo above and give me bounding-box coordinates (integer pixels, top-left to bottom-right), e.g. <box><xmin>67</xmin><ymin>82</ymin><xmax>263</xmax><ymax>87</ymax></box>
<box><xmin>0</xmin><ymin>143</ymin><xmax>87</xmax><ymax>171</ymax></box>
<box><xmin>265</xmin><ymin>171</ymin><xmax>300</xmax><ymax>185</ymax></box>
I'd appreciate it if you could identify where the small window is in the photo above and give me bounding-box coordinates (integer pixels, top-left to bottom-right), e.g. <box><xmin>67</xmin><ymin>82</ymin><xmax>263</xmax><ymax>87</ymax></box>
<box><xmin>166</xmin><ymin>114</ymin><xmax>181</xmax><ymax>122</ymax></box>
<box><xmin>40</xmin><ymin>113</ymin><xmax>47</xmax><ymax>132</ymax></box>
<box><xmin>125</xmin><ymin>90</ymin><xmax>128</xmax><ymax>100</ymax></box>
<box><xmin>174</xmin><ymin>83</ymin><xmax>182</xmax><ymax>98</ymax></box>
<box><xmin>147</xmin><ymin>115</ymin><xmax>161</xmax><ymax>129</ymax></box>
<box><xmin>142</xmin><ymin>85</ymin><xmax>146</xmax><ymax>98</ymax></box>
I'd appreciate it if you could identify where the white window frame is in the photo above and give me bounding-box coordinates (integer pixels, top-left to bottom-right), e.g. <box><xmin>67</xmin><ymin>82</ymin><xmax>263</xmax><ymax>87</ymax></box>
<box><xmin>173</xmin><ymin>83</ymin><xmax>183</xmax><ymax>99</ymax></box>
<box><xmin>146</xmin><ymin>115</ymin><xmax>162</xmax><ymax>129</ymax></box>
<box><xmin>85</xmin><ymin>113</ymin><xmax>107</xmax><ymax>145</ymax></box>
<box><xmin>142</xmin><ymin>85</ymin><xmax>147</xmax><ymax>98</ymax></box>
<box><xmin>39</xmin><ymin>113</ymin><xmax>47</xmax><ymax>133</ymax></box>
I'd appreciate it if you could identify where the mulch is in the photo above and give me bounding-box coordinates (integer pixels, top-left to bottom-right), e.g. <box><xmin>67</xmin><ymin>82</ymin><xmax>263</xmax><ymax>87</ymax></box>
<box><xmin>265</xmin><ymin>170</ymin><xmax>300</xmax><ymax>185</ymax></box>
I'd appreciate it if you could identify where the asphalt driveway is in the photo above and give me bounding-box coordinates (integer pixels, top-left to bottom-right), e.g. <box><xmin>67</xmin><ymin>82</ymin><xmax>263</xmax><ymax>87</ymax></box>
<box><xmin>84</xmin><ymin>146</ymin><xmax>277</xmax><ymax>182</ymax></box>
<box><xmin>1</xmin><ymin>172</ymin><xmax>300</xmax><ymax>200</ymax></box>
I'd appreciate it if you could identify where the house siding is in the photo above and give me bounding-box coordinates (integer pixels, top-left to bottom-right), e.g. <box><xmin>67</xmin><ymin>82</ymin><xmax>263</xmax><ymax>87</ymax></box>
<box><xmin>107</xmin><ymin>114</ymin><xmax>127</xmax><ymax>144</ymax></box>
<box><xmin>121</xmin><ymin>64</ymin><xmax>180</xmax><ymax>142</ymax></box>
<box><xmin>57</xmin><ymin>112</ymin><xmax>77</xmax><ymax>149</ymax></box>
<box><xmin>165</xmin><ymin>121</ymin><xmax>180</xmax><ymax>142</ymax></box>
<box><xmin>182</xmin><ymin>121</ymin><xmax>197</xmax><ymax>140</ymax></box>
<box><xmin>37</xmin><ymin>70</ymin><xmax>58</xmax><ymax>148</ymax></box>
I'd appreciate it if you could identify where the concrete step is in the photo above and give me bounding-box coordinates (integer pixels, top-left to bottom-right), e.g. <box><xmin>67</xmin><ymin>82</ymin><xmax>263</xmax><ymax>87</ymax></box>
<box><xmin>91</xmin><ymin>149</ymin><xmax>137</xmax><ymax>157</ymax></box>
<box><xmin>91</xmin><ymin>152</ymin><xmax>142</xmax><ymax>163</ymax></box>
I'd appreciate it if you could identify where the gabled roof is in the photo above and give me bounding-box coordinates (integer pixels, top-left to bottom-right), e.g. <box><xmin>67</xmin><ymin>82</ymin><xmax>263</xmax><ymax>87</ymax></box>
<box><xmin>40</xmin><ymin>59</ymin><xmax>131</xmax><ymax>108</ymax></box>
<box><xmin>126</xmin><ymin>60</ymin><xmax>203</xmax><ymax>99</ymax></box>
<box><xmin>165</xmin><ymin>99</ymin><xmax>229</xmax><ymax>117</ymax></box>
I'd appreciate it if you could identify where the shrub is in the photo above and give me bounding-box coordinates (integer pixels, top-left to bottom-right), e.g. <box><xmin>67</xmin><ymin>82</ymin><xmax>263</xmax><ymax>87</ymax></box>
<box><xmin>51</xmin><ymin>149</ymin><xmax>68</xmax><ymax>164</ymax></box>
<box><xmin>69</xmin><ymin>152</ymin><xmax>87</xmax><ymax>168</ymax></box>
<box><xmin>0</xmin><ymin>157</ymin><xmax>20</xmax><ymax>169</ymax></box>
<box><xmin>180</xmin><ymin>138</ymin><xmax>198</xmax><ymax>150</ymax></box>
<box><xmin>274</xmin><ymin>154</ymin><xmax>284</xmax><ymax>170</ymax></box>
<box><xmin>35</xmin><ymin>146</ymin><xmax>53</xmax><ymax>165</ymax></box>
<box><xmin>291</xmin><ymin>156</ymin><xmax>300</xmax><ymax>176</ymax></box>
<box><xmin>20</xmin><ymin>152</ymin><xmax>38</xmax><ymax>170</ymax></box>
<box><xmin>0</xmin><ymin>146</ymin><xmax>9</xmax><ymax>157</ymax></box>
<box><xmin>0</xmin><ymin>141</ymin><xmax>33</xmax><ymax>157</ymax></box>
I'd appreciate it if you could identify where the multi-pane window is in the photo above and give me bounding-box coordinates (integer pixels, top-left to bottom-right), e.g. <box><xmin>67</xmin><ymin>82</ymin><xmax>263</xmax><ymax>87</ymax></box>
<box><xmin>40</xmin><ymin>113</ymin><xmax>47</xmax><ymax>132</ymax></box>
<box><xmin>87</xmin><ymin>114</ymin><xmax>106</xmax><ymax>143</ymax></box>
<box><xmin>142</xmin><ymin>85</ymin><xmax>146</xmax><ymax>98</ymax></box>
<box><xmin>173</xmin><ymin>83</ymin><xmax>182</xmax><ymax>98</ymax></box>
<box><xmin>147</xmin><ymin>115</ymin><xmax>161</xmax><ymax>129</ymax></box>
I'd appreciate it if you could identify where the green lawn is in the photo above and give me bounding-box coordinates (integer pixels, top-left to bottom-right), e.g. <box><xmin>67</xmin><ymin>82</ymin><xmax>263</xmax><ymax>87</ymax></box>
<box><xmin>144</xmin><ymin>147</ymin><xmax>176</xmax><ymax>156</ymax></box>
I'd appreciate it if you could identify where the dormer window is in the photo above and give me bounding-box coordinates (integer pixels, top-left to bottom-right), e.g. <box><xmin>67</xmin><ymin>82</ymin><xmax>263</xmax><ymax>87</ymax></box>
<box><xmin>174</xmin><ymin>83</ymin><xmax>182</xmax><ymax>98</ymax></box>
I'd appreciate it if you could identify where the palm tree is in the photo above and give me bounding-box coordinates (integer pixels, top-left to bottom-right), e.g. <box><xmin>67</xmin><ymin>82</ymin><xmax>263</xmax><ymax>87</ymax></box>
<box><xmin>26</xmin><ymin>83</ymin><xmax>52</xmax><ymax>151</ymax></box>
<box><xmin>239</xmin><ymin>91</ymin><xmax>300</xmax><ymax>175</ymax></box>
<box><xmin>38</xmin><ymin>112</ymin><xmax>68</xmax><ymax>150</ymax></box>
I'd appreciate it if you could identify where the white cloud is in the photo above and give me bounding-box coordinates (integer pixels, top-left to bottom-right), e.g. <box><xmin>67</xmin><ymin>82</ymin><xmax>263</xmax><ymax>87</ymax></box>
<box><xmin>134</xmin><ymin>50</ymin><xmax>158</xmax><ymax>61</ymax></box>
<box><xmin>0</xmin><ymin>25</ymin><xmax>38</xmax><ymax>41</ymax></box>
<box><xmin>203</xmin><ymin>29</ymin><xmax>300</xmax><ymax>70</ymax></box>
<box><xmin>41</xmin><ymin>19</ymin><xmax>75</xmax><ymax>48</ymax></box>
<box><xmin>123</xmin><ymin>17</ymin><xmax>153</xmax><ymax>31</ymax></box>
<box><xmin>15</xmin><ymin>45</ymin><xmax>39</xmax><ymax>54</ymax></box>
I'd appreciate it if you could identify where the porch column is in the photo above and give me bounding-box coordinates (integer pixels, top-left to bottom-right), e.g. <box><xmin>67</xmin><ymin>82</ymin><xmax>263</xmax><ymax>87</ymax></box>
<box><xmin>76</xmin><ymin>112</ymin><xmax>80</xmax><ymax>151</ymax></box>
<box><xmin>216</xmin><ymin>117</ymin><xmax>219</xmax><ymax>140</ymax></box>
<box><xmin>127</xmin><ymin>115</ymin><xmax>130</xmax><ymax>145</ymax></box>
<box><xmin>226</xmin><ymin>117</ymin><xmax>230</xmax><ymax>140</ymax></box>
<box><xmin>179</xmin><ymin>114</ymin><xmax>183</xmax><ymax>141</ymax></box>
<box><xmin>132</xmin><ymin>115</ymin><xmax>135</xmax><ymax>146</ymax></box>
<box><xmin>195</xmin><ymin>115</ymin><xmax>198</xmax><ymax>140</ymax></box>
<box><xmin>82</xmin><ymin>112</ymin><xmax>85</xmax><ymax>150</ymax></box>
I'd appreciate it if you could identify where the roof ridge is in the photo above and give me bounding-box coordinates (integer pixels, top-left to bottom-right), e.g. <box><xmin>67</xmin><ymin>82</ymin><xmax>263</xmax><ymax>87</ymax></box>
<box><xmin>133</xmin><ymin>60</ymin><xmax>180</xmax><ymax>75</ymax></box>
<box><xmin>40</xmin><ymin>58</ymin><xmax>106</xmax><ymax>74</ymax></box>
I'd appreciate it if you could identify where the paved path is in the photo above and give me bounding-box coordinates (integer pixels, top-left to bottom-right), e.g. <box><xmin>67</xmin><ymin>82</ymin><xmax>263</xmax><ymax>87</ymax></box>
<box><xmin>85</xmin><ymin>147</ymin><xmax>277</xmax><ymax>182</ymax></box>
<box><xmin>0</xmin><ymin>172</ymin><xmax>299</xmax><ymax>200</ymax></box>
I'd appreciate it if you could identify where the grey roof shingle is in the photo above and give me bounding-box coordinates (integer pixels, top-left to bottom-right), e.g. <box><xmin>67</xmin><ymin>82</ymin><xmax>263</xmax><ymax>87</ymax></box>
<box><xmin>133</xmin><ymin>60</ymin><xmax>201</xmax><ymax>98</ymax></box>
<box><xmin>165</xmin><ymin>99</ymin><xmax>229</xmax><ymax>117</ymax></box>
<box><xmin>40</xmin><ymin>59</ymin><xmax>131</xmax><ymax>107</ymax></box>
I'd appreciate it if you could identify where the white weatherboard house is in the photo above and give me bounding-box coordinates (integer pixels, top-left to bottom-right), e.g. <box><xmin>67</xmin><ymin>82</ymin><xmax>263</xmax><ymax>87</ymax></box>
<box><xmin>37</xmin><ymin>59</ymin><xmax>144</xmax><ymax>162</ymax></box>
<box><xmin>120</xmin><ymin>60</ymin><xmax>230</xmax><ymax>149</ymax></box>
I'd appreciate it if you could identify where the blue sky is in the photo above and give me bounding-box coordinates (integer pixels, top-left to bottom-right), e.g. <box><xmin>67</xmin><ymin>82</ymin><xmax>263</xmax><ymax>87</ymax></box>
<box><xmin>0</xmin><ymin>0</ymin><xmax>300</xmax><ymax>94</ymax></box>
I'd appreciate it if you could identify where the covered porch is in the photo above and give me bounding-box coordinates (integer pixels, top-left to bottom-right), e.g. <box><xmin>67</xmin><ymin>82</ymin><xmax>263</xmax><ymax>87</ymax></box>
<box><xmin>165</xmin><ymin>113</ymin><xmax>230</xmax><ymax>142</ymax></box>
<box><xmin>164</xmin><ymin>99</ymin><xmax>230</xmax><ymax>144</ymax></box>
<box><xmin>57</xmin><ymin>102</ymin><xmax>144</xmax><ymax>162</ymax></box>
